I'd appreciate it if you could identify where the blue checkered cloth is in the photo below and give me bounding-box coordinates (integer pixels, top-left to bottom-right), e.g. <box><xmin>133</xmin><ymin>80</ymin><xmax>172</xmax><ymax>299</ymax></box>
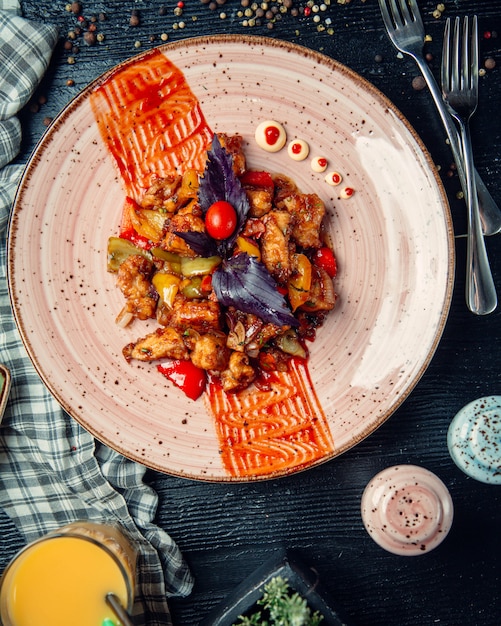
<box><xmin>0</xmin><ymin>3</ymin><xmax>194</xmax><ymax>624</ymax></box>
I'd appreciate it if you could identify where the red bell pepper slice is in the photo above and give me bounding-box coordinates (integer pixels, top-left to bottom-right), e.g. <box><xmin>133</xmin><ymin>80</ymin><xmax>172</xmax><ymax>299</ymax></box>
<box><xmin>239</xmin><ymin>170</ymin><xmax>274</xmax><ymax>191</ymax></box>
<box><xmin>313</xmin><ymin>246</ymin><xmax>337</xmax><ymax>279</ymax></box>
<box><xmin>157</xmin><ymin>360</ymin><xmax>207</xmax><ymax>401</ymax></box>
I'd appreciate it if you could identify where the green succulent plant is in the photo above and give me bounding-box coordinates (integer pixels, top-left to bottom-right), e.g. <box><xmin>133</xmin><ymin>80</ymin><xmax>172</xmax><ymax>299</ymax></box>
<box><xmin>233</xmin><ymin>576</ymin><xmax>324</xmax><ymax>626</ymax></box>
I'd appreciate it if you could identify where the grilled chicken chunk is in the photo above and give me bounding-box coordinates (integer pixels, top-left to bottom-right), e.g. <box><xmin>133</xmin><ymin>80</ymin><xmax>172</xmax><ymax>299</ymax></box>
<box><xmin>123</xmin><ymin>326</ymin><xmax>189</xmax><ymax>362</ymax></box>
<box><xmin>116</xmin><ymin>255</ymin><xmax>157</xmax><ymax>320</ymax></box>
<box><xmin>220</xmin><ymin>351</ymin><xmax>256</xmax><ymax>392</ymax></box>
<box><xmin>261</xmin><ymin>210</ymin><xmax>293</xmax><ymax>284</ymax></box>
<box><xmin>272</xmin><ymin>173</ymin><xmax>298</xmax><ymax>205</ymax></box>
<box><xmin>219</xmin><ymin>133</ymin><xmax>246</xmax><ymax>176</ymax></box>
<box><xmin>247</xmin><ymin>189</ymin><xmax>273</xmax><ymax>218</ymax></box>
<box><xmin>165</xmin><ymin>295</ymin><xmax>222</xmax><ymax>334</ymax></box>
<box><xmin>141</xmin><ymin>175</ymin><xmax>182</xmax><ymax>211</ymax></box>
<box><xmin>162</xmin><ymin>211</ymin><xmax>205</xmax><ymax>257</ymax></box>
<box><xmin>282</xmin><ymin>193</ymin><xmax>325</xmax><ymax>249</ymax></box>
<box><xmin>191</xmin><ymin>333</ymin><xmax>230</xmax><ymax>371</ymax></box>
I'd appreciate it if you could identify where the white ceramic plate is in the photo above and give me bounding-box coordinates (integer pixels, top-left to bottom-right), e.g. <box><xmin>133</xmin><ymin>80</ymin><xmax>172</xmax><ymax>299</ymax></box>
<box><xmin>8</xmin><ymin>36</ymin><xmax>454</xmax><ymax>481</ymax></box>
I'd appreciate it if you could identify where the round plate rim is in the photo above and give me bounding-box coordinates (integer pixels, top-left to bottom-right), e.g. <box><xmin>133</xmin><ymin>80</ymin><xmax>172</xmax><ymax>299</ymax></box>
<box><xmin>7</xmin><ymin>34</ymin><xmax>455</xmax><ymax>482</ymax></box>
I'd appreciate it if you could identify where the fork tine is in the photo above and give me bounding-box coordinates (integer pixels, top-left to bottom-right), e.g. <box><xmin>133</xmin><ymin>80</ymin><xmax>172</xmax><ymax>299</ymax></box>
<box><xmin>378</xmin><ymin>0</ymin><xmax>395</xmax><ymax>33</ymax></box>
<box><xmin>452</xmin><ymin>16</ymin><xmax>461</xmax><ymax>93</ymax></box>
<box><xmin>398</xmin><ymin>0</ymin><xmax>412</xmax><ymax>26</ymax></box>
<box><xmin>378</xmin><ymin>0</ymin><xmax>400</xmax><ymax>31</ymax></box>
<box><xmin>442</xmin><ymin>17</ymin><xmax>452</xmax><ymax>91</ymax></box>
<box><xmin>469</xmin><ymin>16</ymin><xmax>479</xmax><ymax>92</ymax></box>
<box><xmin>461</xmin><ymin>17</ymin><xmax>470</xmax><ymax>91</ymax></box>
<box><xmin>402</xmin><ymin>0</ymin><xmax>424</xmax><ymax>30</ymax></box>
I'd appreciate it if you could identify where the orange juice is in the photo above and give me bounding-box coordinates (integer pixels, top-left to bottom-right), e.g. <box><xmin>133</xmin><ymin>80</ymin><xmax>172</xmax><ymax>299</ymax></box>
<box><xmin>0</xmin><ymin>522</ymin><xmax>136</xmax><ymax>626</ymax></box>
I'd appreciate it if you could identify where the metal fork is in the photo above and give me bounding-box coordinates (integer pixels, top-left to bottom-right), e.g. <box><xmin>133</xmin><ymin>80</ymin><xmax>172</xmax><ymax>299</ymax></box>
<box><xmin>442</xmin><ymin>16</ymin><xmax>497</xmax><ymax>315</ymax></box>
<box><xmin>378</xmin><ymin>0</ymin><xmax>501</xmax><ymax>236</ymax></box>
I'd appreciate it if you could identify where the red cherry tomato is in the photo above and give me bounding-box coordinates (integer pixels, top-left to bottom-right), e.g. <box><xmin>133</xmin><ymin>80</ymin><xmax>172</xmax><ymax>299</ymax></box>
<box><xmin>205</xmin><ymin>201</ymin><xmax>237</xmax><ymax>240</ymax></box>
<box><xmin>157</xmin><ymin>360</ymin><xmax>207</xmax><ymax>401</ymax></box>
<box><xmin>313</xmin><ymin>246</ymin><xmax>337</xmax><ymax>278</ymax></box>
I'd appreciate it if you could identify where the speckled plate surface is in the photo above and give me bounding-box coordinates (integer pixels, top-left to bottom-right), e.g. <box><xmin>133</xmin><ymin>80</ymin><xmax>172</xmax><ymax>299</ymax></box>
<box><xmin>8</xmin><ymin>36</ymin><xmax>454</xmax><ymax>481</ymax></box>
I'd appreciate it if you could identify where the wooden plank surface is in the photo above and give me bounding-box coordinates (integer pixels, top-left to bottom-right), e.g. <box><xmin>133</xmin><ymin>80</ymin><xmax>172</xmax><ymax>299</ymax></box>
<box><xmin>3</xmin><ymin>1</ymin><xmax>501</xmax><ymax>624</ymax></box>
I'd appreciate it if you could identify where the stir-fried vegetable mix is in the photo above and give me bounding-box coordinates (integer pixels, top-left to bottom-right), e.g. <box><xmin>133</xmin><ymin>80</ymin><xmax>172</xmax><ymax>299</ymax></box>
<box><xmin>108</xmin><ymin>134</ymin><xmax>337</xmax><ymax>399</ymax></box>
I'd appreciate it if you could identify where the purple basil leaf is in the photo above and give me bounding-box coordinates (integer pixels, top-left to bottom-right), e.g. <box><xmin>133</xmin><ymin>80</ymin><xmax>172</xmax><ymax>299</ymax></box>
<box><xmin>174</xmin><ymin>231</ymin><xmax>217</xmax><ymax>256</ymax></box>
<box><xmin>198</xmin><ymin>135</ymin><xmax>250</xmax><ymax>257</ymax></box>
<box><xmin>212</xmin><ymin>254</ymin><xmax>298</xmax><ymax>328</ymax></box>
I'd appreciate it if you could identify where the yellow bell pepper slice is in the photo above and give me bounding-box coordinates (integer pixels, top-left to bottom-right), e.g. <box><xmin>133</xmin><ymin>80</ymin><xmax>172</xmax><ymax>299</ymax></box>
<box><xmin>236</xmin><ymin>236</ymin><xmax>261</xmax><ymax>261</ymax></box>
<box><xmin>288</xmin><ymin>253</ymin><xmax>312</xmax><ymax>312</ymax></box>
<box><xmin>177</xmin><ymin>169</ymin><xmax>199</xmax><ymax>203</ymax></box>
<box><xmin>152</xmin><ymin>272</ymin><xmax>181</xmax><ymax>308</ymax></box>
<box><xmin>128</xmin><ymin>206</ymin><xmax>166</xmax><ymax>242</ymax></box>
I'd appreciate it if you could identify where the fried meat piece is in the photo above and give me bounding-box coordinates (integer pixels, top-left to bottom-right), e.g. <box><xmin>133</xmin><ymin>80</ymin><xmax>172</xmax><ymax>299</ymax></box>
<box><xmin>273</xmin><ymin>173</ymin><xmax>298</xmax><ymax>205</ymax></box>
<box><xmin>123</xmin><ymin>326</ymin><xmax>189</xmax><ymax>362</ymax></box>
<box><xmin>161</xmin><ymin>211</ymin><xmax>206</xmax><ymax>257</ymax></box>
<box><xmin>141</xmin><ymin>175</ymin><xmax>182</xmax><ymax>211</ymax></box>
<box><xmin>116</xmin><ymin>255</ymin><xmax>157</xmax><ymax>320</ymax></box>
<box><xmin>166</xmin><ymin>295</ymin><xmax>222</xmax><ymax>334</ymax></box>
<box><xmin>220</xmin><ymin>351</ymin><xmax>256</xmax><ymax>392</ymax></box>
<box><xmin>218</xmin><ymin>133</ymin><xmax>246</xmax><ymax>176</ymax></box>
<box><xmin>282</xmin><ymin>193</ymin><xmax>325</xmax><ymax>249</ymax></box>
<box><xmin>260</xmin><ymin>210</ymin><xmax>293</xmax><ymax>284</ymax></box>
<box><xmin>190</xmin><ymin>333</ymin><xmax>230</xmax><ymax>371</ymax></box>
<box><xmin>247</xmin><ymin>189</ymin><xmax>273</xmax><ymax>218</ymax></box>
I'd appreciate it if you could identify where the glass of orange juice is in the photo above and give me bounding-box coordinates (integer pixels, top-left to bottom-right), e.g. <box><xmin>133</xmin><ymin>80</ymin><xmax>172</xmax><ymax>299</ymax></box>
<box><xmin>0</xmin><ymin>521</ymin><xmax>136</xmax><ymax>626</ymax></box>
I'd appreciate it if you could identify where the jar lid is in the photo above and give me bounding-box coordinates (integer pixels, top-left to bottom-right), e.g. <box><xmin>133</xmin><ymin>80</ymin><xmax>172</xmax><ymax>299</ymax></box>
<box><xmin>447</xmin><ymin>396</ymin><xmax>501</xmax><ymax>484</ymax></box>
<box><xmin>361</xmin><ymin>464</ymin><xmax>453</xmax><ymax>556</ymax></box>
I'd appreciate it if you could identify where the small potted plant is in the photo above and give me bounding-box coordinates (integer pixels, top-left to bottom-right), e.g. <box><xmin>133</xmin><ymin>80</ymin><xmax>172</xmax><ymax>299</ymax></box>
<box><xmin>200</xmin><ymin>550</ymin><xmax>346</xmax><ymax>626</ymax></box>
<box><xmin>233</xmin><ymin>575</ymin><xmax>324</xmax><ymax>625</ymax></box>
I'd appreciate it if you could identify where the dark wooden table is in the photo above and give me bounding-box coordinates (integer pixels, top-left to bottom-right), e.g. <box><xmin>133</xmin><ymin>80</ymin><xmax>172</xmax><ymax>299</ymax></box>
<box><xmin>6</xmin><ymin>1</ymin><xmax>501</xmax><ymax>624</ymax></box>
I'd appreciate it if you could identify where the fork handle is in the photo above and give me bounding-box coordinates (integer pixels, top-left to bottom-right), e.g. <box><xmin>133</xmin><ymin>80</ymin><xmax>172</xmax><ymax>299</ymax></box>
<box><xmin>415</xmin><ymin>57</ymin><xmax>501</xmax><ymax>236</ymax></box>
<box><xmin>458</xmin><ymin>119</ymin><xmax>497</xmax><ymax>315</ymax></box>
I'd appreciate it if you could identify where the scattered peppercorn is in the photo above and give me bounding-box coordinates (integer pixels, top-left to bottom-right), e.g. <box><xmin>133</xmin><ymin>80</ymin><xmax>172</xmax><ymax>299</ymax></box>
<box><xmin>84</xmin><ymin>31</ymin><xmax>97</xmax><ymax>46</ymax></box>
<box><xmin>130</xmin><ymin>10</ymin><xmax>140</xmax><ymax>26</ymax></box>
<box><xmin>43</xmin><ymin>116</ymin><xmax>53</xmax><ymax>126</ymax></box>
<box><xmin>484</xmin><ymin>57</ymin><xmax>496</xmax><ymax>70</ymax></box>
<box><xmin>412</xmin><ymin>76</ymin><xmax>426</xmax><ymax>90</ymax></box>
<box><xmin>70</xmin><ymin>2</ymin><xmax>82</xmax><ymax>14</ymax></box>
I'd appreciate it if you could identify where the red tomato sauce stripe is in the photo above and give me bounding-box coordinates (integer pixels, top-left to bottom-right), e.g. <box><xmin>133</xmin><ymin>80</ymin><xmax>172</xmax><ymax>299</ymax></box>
<box><xmin>89</xmin><ymin>48</ymin><xmax>213</xmax><ymax>202</ymax></box>
<box><xmin>90</xmin><ymin>49</ymin><xmax>335</xmax><ymax>477</ymax></box>
<box><xmin>205</xmin><ymin>359</ymin><xmax>334</xmax><ymax>478</ymax></box>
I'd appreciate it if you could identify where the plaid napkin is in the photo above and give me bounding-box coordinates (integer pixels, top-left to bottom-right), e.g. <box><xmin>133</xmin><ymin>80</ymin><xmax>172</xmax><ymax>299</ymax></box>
<box><xmin>0</xmin><ymin>3</ymin><xmax>193</xmax><ymax>624</ymax></box>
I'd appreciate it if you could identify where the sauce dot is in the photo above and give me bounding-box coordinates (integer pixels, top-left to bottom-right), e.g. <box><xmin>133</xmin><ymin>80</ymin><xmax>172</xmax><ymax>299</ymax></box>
<box><xmin>340</xmin><ymin>186</ymin><xmax>355</xmax><ymax>199</ymax></box>
<box><xmin>311</xmin><ymin>156</ymin><xmax>328</xmax><ymax>172</ymax></box>
<box><xmin>325</xmin><ymin>171</ymin><xmax>342</xmax><ymax>186</ymax></box>
<box><xmin>255</xmin><ymin>120</ymin><xmax>286</xmax><ymax>153</ymax></box>
<box><xmin>287</xmin><ymin>139</ymin><xmax>309</xmax><ymax>161</ymax></box>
